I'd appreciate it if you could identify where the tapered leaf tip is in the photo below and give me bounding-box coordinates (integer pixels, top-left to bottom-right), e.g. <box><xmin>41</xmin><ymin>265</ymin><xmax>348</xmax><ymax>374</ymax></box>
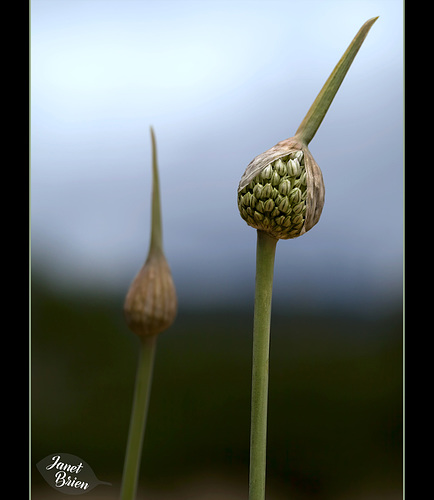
<box><xmin>365</xmin><ymin>16</ymin><xmax>379</xmax><ymax>28</ymax></box>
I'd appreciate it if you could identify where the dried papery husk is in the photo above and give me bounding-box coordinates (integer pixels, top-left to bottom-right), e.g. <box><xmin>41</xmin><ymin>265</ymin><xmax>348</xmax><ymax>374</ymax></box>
<box><xmin>237</xmin><ymin>136</ymin><xmax>325</xmax><ymax>239</ymax></box>
<box><xmin>124</xmin><ymin>248</ymin><xmax>177</xmax><ymax>337</ymax></box>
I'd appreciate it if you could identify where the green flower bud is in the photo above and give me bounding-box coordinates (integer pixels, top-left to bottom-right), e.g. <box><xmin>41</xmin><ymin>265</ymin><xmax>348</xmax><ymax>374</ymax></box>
<box><xmin>256</xmin><ymin>200</ymin><xmax>265</xmax><ymax>213</ymax></box>
<box><xmin>287</xmin><ymin>158</ymin><xmax>302</xmax><ymax>177</ymax></box>
<box><xmin>282</xmin><ymin>215</ymin><xmax>292</xmax><ymax>227</ymax></box>
<box><xmin>271</xmin><ymin>171</ymin><xmax>281</xmax><ymax>186</ymax></box>
<box><xmin>262</xmin><ymin>183</ymin><xmax>273</xmax><ymax>199</ymax></box>
<box><xmin>262</xmin><ymin>216</ymin><xmax>271</xmax><ymax>227</ymax></box>
<box><xmin>274</xmin><ymin>158</ymin><xmax>287</xmax><ymax>176</ymax></box>
<box><xmin>288</xmin><ymin>187</ymin><xmax>302</xmax><ymax>205</ymax></box>
<box><xmin>242</xmin><ymin>191</ymin><xmax>251</xmax><ymax>206</ymax></box>
<box><xmin>292</xmin><ymin>213</ymin><xmax>304</xmax><ymax>225</ymax></box>
<box><xmin>237</xmin><ymin>137</ymin><xmax>325</xmax><ymax>240</ymax></box>
<box><xmin>293</xmin><ymin>151</ymin><xmax>304</xmax><ymax>163</ymax></box>
<box><xmin>278</xmin><ymin>179</ymin><xmax>292</xmax><ymax>196</ymax></box>
<box><xmin>250</xmin><ymin>194</ymin><xmax>258</xmax><ymax>209</ymax></box>
<box><xmin>292</xmin><ymin>201</ymin><xmax>306</xmax><ymax>215</ymax></box>
<box><xmin>264</xmin><ymin>198</ymin><xmax>275</xmax><ymax>213</ymax></box>
<box><xmin>278</xmin><ymin>197</ymin><xmax>291</xmax><ymax>214</ymax></box>
<box><xmin>270</xmin><ymin>207</ymin><xmax>280</xmax><ymax>217</ymax></box>
<box><xmin>261</xmin><ymin>165</ymin><xmax>273</xmax><ymax>180</ymax></box>
<box><xmin>271</xmin><ymin>187</ymin><xmax>279</xmax><ymax>200</ymax></box>
<box><xmin>254</xmin><ymin>210</ymin><xmax>264</xmax><ymax>222</ymax></box>
<box><xmin>253</xmin><ymin>183</ymin><xmax>264</xmax><ymax>199</ymax></box>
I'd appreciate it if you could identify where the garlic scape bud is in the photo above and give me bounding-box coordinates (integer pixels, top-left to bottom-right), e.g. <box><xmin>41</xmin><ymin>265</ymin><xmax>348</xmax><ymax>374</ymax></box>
<box><xmin>237</xmin><ymin>17</ymin><xmax>378</xmax><ymax>240</ymax></box>
<box><xmin>124</xmin><ymin>248</ymin><xmax>177</xmax><ymax>337</ymax></box>
<box><xmin>238</xmin><ymin>137</ymin><xmax>324</xmax><ymax>239</ymax></box>
<box><xmin>124</xmin><ymin>127</ymin><xmax>177</xmax><ymax>337</ymax></box>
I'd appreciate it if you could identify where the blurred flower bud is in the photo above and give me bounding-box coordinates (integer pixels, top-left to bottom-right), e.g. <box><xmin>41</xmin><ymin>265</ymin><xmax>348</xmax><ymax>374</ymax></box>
<box><xmin>124</xmin><ymin>248</ymin><xmax>177</xmax><ymax>337</ymax></box>
<box><xmin>124</xmin><ymin>127</ymin><xmax>177</xmax><ymax>337</ymax></box>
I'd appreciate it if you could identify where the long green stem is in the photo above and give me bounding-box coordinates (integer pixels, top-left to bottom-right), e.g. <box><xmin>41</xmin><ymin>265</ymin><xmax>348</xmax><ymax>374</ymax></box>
<box><xmin>120</xmin><ymin>335</ymin><xmax>157</xmax><ymax>500</ymax></box>
<box><xmin>249</xmin><ymin>230</ymin><xmax>278</xmax><ymax>500</ymax></box>
<box><xmin>295</xmin><ymin>16</ymin><xmax>378</xmax><ymax>146</ymax></box>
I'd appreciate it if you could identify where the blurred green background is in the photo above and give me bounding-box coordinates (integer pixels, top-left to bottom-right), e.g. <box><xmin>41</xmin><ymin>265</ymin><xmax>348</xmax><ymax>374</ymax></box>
<box><xmin>31</xmin><ymin>275</ymin><xmax>402</xmax><ymax>499</ymax></box>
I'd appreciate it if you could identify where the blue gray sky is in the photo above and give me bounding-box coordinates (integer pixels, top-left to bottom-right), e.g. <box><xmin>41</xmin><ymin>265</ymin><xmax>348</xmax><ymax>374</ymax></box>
<box><xmin>31</xmin><ymin>0</ymin><xmax>403</xmax><ymax>312</ymax></box>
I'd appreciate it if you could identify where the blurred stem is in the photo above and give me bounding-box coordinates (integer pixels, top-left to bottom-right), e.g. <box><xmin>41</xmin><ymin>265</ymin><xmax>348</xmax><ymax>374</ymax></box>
<box><xmin>120</xmin><ymin>335</ymin><xmax>157</xmax><ymax>500</ymax></box>
<box><xmin>249</xmin><ymin>230</ymin><xmax>278</xmax><ymax>500</ymax></box>
<box><xmin>295</xmin><ymin>16</ymin><xmax>378</xmax><ymax>146</ymax></box>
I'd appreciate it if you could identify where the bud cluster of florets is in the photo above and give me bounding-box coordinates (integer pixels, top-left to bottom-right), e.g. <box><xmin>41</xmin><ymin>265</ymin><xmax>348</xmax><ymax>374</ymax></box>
<box><xmin>237</xmin><ymin>151</ymin><xmax>307</xmax><ymax>239</ymax></box>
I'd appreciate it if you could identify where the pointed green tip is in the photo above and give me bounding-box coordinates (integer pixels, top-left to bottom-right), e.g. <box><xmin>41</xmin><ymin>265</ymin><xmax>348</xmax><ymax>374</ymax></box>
<box><xmin>148</xmin><ymin>126</ymin><xmax>163</xmax><ymax>254</ymax></box>
<box><xmin>364</xmin><ymin>16</ymin><xmax>379</xmax><ymax>30</ymax></box>
<box><xmin>295</xmin><ymin>15</ymin><xmax>379</xmax><ymax>145</ymax></box>
<box><xmin>150</xmin><ymin>126</ymin><xmax>156</xmax><ymax>155</ymax></box>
